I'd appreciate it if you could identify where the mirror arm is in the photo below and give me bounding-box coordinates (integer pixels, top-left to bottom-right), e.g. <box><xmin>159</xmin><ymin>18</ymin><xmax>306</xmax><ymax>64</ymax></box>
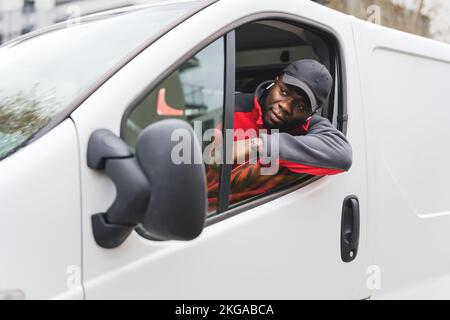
<box><xmin>87</xmin><ymin>129</ymin><xmax>150</xmax><ymax>249</ymax></box>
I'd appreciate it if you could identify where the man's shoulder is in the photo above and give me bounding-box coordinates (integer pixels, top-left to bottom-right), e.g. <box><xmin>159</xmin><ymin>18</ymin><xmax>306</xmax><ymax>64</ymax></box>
<box><xmin>309</xmin><ymin>114</ymin><xmax>332</xmax><ymax>126</ymax></box>
<box><xmin>308</xmin><ymin>114</ymin><xmax>341</xmax><ymax>133</ymax></box>
<box><xmin>235</xmin><ymin>92</ymin><xmax>254</xmax><ymax>113</ymax></box>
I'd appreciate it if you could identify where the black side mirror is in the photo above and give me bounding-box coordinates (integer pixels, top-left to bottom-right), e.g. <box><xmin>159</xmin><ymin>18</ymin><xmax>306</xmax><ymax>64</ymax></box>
<box><xmin>88</xmin><ymin>119</ymin><xmax>207</xmax><ymax>248</ymax></box>
<box><xmin>135</xmin><ymin>119</ymin><xmax>207</xmax><ymax>241</ymax></box>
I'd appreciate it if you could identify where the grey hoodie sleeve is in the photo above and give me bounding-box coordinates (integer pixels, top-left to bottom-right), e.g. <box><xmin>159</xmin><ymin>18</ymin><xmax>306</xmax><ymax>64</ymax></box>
<box><xmin>259</xmin><ymin>115</ymin><xmax>353</xmax><ymax>172</ymax></box>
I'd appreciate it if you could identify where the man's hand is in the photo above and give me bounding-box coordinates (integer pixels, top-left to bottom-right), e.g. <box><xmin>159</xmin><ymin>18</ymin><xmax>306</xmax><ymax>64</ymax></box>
<box><xmin>233</xmin><ymin>137</ymin><xmax>263</xmax><ymax>164</ymax></box>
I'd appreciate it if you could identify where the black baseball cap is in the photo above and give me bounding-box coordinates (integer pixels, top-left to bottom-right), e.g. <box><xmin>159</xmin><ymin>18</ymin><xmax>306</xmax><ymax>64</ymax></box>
<box><xmin>281</xmin><ymin>59</ymin><xmax>333</xmax><ymax>111</ymax></box>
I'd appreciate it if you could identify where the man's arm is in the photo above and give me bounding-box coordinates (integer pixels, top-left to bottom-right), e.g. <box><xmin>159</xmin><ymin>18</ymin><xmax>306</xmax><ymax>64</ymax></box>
<box><xmin>232</xmin><ymin>137</ymin><xmax>263</xmax><ymax>163</ymax></box>
<box><xmin>259</xmin><ymin>116</ymin><xmax>353</xmax><ymax>175</ymax></box>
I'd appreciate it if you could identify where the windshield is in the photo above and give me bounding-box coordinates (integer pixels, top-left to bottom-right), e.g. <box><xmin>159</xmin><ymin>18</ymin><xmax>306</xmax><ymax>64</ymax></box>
<box><xmin>0</xmin><ymin>1</ymin><xmax>200</xmax><ymax>160</ymax></box>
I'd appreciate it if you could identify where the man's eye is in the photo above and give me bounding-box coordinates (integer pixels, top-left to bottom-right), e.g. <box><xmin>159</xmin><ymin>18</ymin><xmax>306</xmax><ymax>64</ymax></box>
<box><xmin>280</xmin><ymin>89</ymin><xmax>287</xmax><ymax>96</ymax></box>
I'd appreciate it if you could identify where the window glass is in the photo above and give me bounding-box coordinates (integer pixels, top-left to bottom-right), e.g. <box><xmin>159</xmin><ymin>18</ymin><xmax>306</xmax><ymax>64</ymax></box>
<box><xmin>0</xmin><ymin>2</ymin><xmax>197</xmax><ymax>160</ymax></box>
<box><xmin>123</xmin><ymin>38</ymin><xmax>225</xmax><ymax>215</ymax></box>
<box><xmin>228</xmin><ymin>20</ymin><xmax>339</xmax><ymax>208</ymax></box>
<box><xmin>124</xmin><ymin>21</ymin><xmax>342</xmax><ymax>217</ymax></box>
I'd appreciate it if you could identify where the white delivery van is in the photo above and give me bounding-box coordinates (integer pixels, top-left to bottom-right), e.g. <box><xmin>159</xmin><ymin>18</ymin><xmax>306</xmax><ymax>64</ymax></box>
<box><xmin>1</xmin><ymin>0</ymin><xmax>450</xmax><ymax>300</ymax></box>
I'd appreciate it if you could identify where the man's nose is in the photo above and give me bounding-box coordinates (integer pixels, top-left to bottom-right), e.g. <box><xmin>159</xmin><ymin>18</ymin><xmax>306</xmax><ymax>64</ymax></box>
<box><xmin>279</xmin><ymin>100</ymin><xmax>293</xmax><ymax>115</ymax></box>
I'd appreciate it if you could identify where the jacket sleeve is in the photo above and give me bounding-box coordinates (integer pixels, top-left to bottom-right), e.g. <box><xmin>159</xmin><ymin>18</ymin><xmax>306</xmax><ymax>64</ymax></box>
<box><xmin>259</xmin><ymin>116</ymin><xmax>353</xmax><ymax>175</ymax></box>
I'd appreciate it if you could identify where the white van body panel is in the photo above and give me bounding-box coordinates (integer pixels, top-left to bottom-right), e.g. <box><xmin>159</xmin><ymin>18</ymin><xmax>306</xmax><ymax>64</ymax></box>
<box><xmin>0</xmin><ymin>120</ymin><xmax>82</xmax><ymax>299</ymax></box>
<box><xmin>352</xmin><ymin>17</ymin><xmax>450</xmax><ymax>299</ymax></box>
<box><xmin>71</xmin><ymin>0</ymin><xmax>369</xmax><ymax>299</ymax></box>
<box><xmin>3</xmin><ymin>0</ymin><xmax>450</xmax><ymax>300</ymax></box>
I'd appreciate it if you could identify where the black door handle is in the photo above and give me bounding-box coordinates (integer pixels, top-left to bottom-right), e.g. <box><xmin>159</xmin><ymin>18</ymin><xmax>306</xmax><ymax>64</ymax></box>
<box><xmin>341</xmin><ymin>195</ymin><xmax>360</xmax><ymax>262</ymax></box>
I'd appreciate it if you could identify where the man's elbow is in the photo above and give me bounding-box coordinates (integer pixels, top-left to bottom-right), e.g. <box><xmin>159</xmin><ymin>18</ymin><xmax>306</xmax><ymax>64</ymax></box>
<box><xmin>338</xmin><ymin>144</ymin><xmax>353</xmax><ymax>172</ymax></box>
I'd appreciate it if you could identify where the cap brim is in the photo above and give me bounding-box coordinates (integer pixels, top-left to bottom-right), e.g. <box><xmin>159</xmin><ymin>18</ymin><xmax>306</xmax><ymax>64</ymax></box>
<box><xmin>281</xmin><ymin>73</ymin><xmax>318</xmax><ymax>110</ymax></box>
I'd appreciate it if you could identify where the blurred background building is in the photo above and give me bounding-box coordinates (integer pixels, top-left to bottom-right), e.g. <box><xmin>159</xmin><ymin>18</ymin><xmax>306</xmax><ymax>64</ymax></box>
<box><xmin>1</xmin><ymin>0</ymin><xmax>450</xmax><ymax>45</ymax></box>
<box><xmin>314</xmin><ymin>0</ymin><xmax>430</xmax><ymax>37</ymax></box>
<box><xmin>313</xmin><ymin>0</ymin><xmax>450</xmax><ymax>43</ymax></box>
<box><xmin>0</xmin><ymin>0</ymin><xmax>155</xmax><ymax>45</ymax></box>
